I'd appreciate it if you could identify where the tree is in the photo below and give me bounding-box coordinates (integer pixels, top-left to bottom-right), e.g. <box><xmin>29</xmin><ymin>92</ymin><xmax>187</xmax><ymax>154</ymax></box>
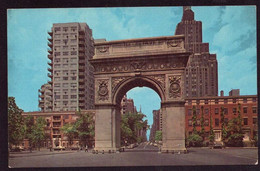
<box><xmin>192</xmin><ymin>106</ymin><xmax>197</xmax><ymax>134</ymax></box>
<box><xmin>225</xmin><ymin>103</ymin><xmax>244</xmax><ymax>147</ymax></box>
<box><xmin>30</xmin><ymin>117</ymin><xmax>47</xmax><ymax>151</ymax></box>
<box><xmin>220</xmin><ymin>106</ymin><xmax>227</xmax><ymax>143</ymax></box>
<box><xmin>74</xmin><ymin>111</ymin><xmax>95</xmax><ymax>147</ymax></box>
<box><xmin>209</xmin><ymin>114</ymin><xmax>215</xmax><ymax>144</ymax></box>
<box><xmin>155</xmin><ymin>131</ymin><xmax>162</xmax><ymax>142</ymax></box>
<box><xmin>120</xmin><ymin>112</ymin><xmax>149</xmax><ymax>145</ymax></box>
<box><xmin>24</xmin><ymin>116</ymin><xmax>34</xmax><ymax>149</ymax></box>
<box><xmin>200</xmin><ymin>106</ymin><xmax>205</xmax><ymax>141</ymax></box>
<box><xmin>8</xmin><ymin>97</ymin><xmax>25</xmax><ymax>149</ymax></box>
<box><xmin>60</xmin><ymin>123</ymin><xmax>77</xmax><ymax>147</ymax></box>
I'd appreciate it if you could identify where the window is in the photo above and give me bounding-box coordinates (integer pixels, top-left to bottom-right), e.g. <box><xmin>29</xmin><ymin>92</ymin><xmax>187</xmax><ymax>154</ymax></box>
<box><xmin>63</xmin><ymin>83</ymin><xmax>68</xmax><ymax>87</ymax></box>
<box><xmin>71</xmin><ymin>83</ymin><xmax>77</xmax><ymax>88</ymax></box>
<box><xmin>63</xmin><ymin>27</ymin><xmax>68</xmax><ymax>32</ymax></box>
<box><xmin>54</xmin><ymin>52</ymin><xmax>60</xmax><ymax>56</ymax></box>
<box><xmin>252</xmin><ymin>107</ymin><xmax>257</xmax><ymax>114</ymax></box>
<box><xmin>196</xmin><ymin>119</ymin><xmax>200</xmax><ymax>126</ymax></box>
<box><xmin>204</xmin><ymin>99</ymin><xmax>208</xmax><ymax>104</ymax></box>
<box><xmin>55</xmin><ymin>95</ymin><xmax>60</xmax><ymax>99</ymax></box>
<box><xmin>243</xmin><ymin>107</ymin><xmax>248</xmax><ymax>114</ymax></box>
<box><xmin>54</xmin><ymin>27</ymin><xmax>61</xmax><ymax>32</ymax></box>
<box><xmin>188</xmin><ymin>100</ymin><xmax>192</xmax><ymax>105</ymax></box>
<box><xmin>215</xmin><ymin>99</ymin><xmax>219</xmax><ymax>104</ymax></box>
<box><xmin>63</xmin><ymin>77</ymin><xmax>68</xmax><ymax>80</ymax></box>
<box><xmin>224</xmin><ymin>99</ymin><xmax>228</xmax><ymax>104</ymax></box>
<box><xmin>233</xmin><ymin>108</ymin><xmax>237</xmax><ymax>114</ymax></box>
<box><xmin>71</xmin><ymin>76</ymin><xmax>76</xmax><ymax>80</ymax></box>
<box><xmin>71</xmin><ymin>95</ymin><xmax>77</xmax><ymax>99</ymax></box>
<box><xmin>215</xmin><ymin>108</ymin><xmax>219</xmax><ymax>115</ymax></box>
<box><xmin>63</xmin><ymin>46</ymin><xmax>68</xmax><ymax>50</ymax></box>
<box><xmin>188</xmin><ymin>109</ymin><xmax>192</xmax><ymax>116</ymax></box>
<box><xmin>196</xmin><ymin>109</ymin><xmax>200</xmax><ymax>115</ymax></box>
<box><xmin>253</xmin><ymin>118</ymin><xmax>257</xmax><ymax>125</ymax></box>
<box><xmin>71</xmin><ymin>51</ymin><xmax>77</xmax><ymax>55</ymax></box>
<box><xmin>205</xmin><ymin>119</ymin><xmax>209</xmax><ymax>126</ymax></box>
<box><xmin>63</xmin><ymin>115</ymin><xmax>69</xmax><ymax>119</ymax></box>
<box><xmin>233</xmin><ymin>99</ymin><xmax>237</xmax><ymax>103</ymax></box>
<box><xmin>70</xmin><ymin>63</ymin><xmax>77</xmax><ymax>67</ymax></box>
<box><xmin>205</xmin><ymin>108</ymin><xmax>209</xmax><ymax>115</ymax></box>
<box><xmin>224</xmin><ymin>108</ymin><xmax>228</xmax><ymax>115</ymax></box>
<box><xmin>188</xmin><ymin>119</ymin><xmax>192</xmax><ymax>126</ymax></box>
<box><xmin>243</xmin><ymin>98</ymin><xmax>247</xmax><ymax>103</ymax></box>
<box><xmin>54</xmin><ymin>77</ymin><xmax>60</xmax><ymax>81</ymax></box>
<box><xmin>215</xmin><ymin>118</ymin><xmax>219</xmax><ymax>126</ymax></box>
<box><xmin>54</xmin><ymin>83</ymin><xmax>60</xmax><ymax>87</ymax></box>
<box><xmin>63</xmin><ymin>51</ymin><xmax>69</xmax><ymax>56</ymax></box>
<box><xmin>243</xmin><ymin>118</ymin><xmax>248</xmax><ymax>125</ymax></box>
<box><xmin>63</xmin><ymin>95</ymin><xmax>68</xmax><ymax>99</ymax></box>
<box><xmin>63</xmin><ymin>64</ymin><xmax>68</xmax><ymax>67</ymax></box>
<box><xmin>252</xmin><ymin>97</ymin><xmax>256</xmax><ymax>102</ymax></box>
<box><xmin>196</xmin><ymin>100</ymin><xmax>200</xmax><ymax>105</ymax></box>
<box><xmin>71</xmin><ymin>89</ymin><xmax>77</xmax><ymax>93</ymax></box>
<box><xmin>224</xmin><ymin>118</ymin><xmax>228</xmax><ymax>124</ymax></box>
<box><xmin>54</xmin><ymin>40</ymin><xmax>60</xmax><ymax>44</ymax></box>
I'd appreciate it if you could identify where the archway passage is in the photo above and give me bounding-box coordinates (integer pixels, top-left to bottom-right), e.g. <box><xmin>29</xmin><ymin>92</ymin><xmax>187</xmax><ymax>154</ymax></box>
<box><xmin>90</xmin><ymin>35</ymin><xmax>190</xmax><ymax>153</ymax></box>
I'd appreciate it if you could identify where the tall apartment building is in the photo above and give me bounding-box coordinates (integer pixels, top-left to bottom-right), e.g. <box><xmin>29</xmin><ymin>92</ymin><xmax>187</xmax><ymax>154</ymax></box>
<box><xmin>175</xmin><ymin>6</ymin><xmax>218</xmax><ymax>98</ymax></box>
<box><xmin>39</xmin><ymin>22</ymin><xmax>95</xmax><ymax>111</ymax></box>
<box><xmin>38</xmin><ymin>83</ymin><xmax>52</xmax><ymax>112</ymax></box>
<box><xmin>121</xmin><ymin>95</ymin><xmax>137</xmax><ymax>114</ymax></box>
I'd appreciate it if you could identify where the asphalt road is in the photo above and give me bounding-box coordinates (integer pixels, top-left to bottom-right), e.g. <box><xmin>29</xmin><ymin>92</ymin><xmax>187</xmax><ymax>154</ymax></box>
<box><xmin>8</xmin><ymin>142</ymin><xmax>258</xmax><ymax>168</ymax></box>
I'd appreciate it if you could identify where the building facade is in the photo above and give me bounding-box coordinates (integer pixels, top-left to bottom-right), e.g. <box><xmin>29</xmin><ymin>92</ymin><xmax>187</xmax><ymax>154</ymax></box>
<box><xmin>175</xmin><ymin>6</ymin><xmax>218</xmax><ymax>98</ymax></box>
<box><xmin>22</xmin><ymin>110</ymin><xmax>95</xmax><ymax>149</ymax></box>
<box><xmin>39</xmin><ymin>22</ymin><xmax>95</xmax><ymax>111</ymax></box>
<box><xmin>185</xmin><ymin>94</ymin><xmax>258</xmax><ymax>146</ymax></box>
<box><xmin>149</xmin><ymin>109</ymin><xmax>162</xmax><ymax>142</ymax></box>
<box><xmin>121</xmin><ymin>95</ymin><xmax>137</xmax><ymax>115</ymax></box>
<box><xmin>38</xmin><ymin>83</ymin><xmax>52</xmax><ymax>112</ymax></box>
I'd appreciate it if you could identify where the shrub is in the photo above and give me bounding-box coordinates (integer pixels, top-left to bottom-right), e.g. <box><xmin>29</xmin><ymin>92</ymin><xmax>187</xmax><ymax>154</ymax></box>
<box><xmin>187</xmin><ymin>134</ymin><xmax>203</xmax><ymax>147</ymax></box>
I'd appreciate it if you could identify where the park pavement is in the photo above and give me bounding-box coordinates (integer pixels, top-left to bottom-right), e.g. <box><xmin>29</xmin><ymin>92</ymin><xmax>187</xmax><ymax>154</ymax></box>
<box><xmin>8</xmin><ymin>143</ymin><xmax>258</xmax><ymax>168</ymax></box>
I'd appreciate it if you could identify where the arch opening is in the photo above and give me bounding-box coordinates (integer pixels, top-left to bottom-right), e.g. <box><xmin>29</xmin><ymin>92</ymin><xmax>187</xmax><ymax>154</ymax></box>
<box><xmin>113</xmin><ymin>76</ymin><xmax>165</xmax><ymax>106</ymax></box>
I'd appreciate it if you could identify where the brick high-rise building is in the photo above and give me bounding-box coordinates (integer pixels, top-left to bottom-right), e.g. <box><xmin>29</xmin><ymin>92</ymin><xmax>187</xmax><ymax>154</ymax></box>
<box><xmin>175</xmin><ymin>6</ymin><xmax>218</xmax><ymax>98</ymax></box>
<box><xmin>39</xmin><ymin>23</ymin><xmax>95</xmax><ymax>111</ymax></box>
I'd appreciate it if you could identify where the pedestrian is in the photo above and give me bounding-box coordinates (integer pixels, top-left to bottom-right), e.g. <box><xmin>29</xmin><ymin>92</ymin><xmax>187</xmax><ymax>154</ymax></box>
<box><xmin>85</xmin><ymin>144</ymin><xmax>88</xmax><ymax>152</ymax></box>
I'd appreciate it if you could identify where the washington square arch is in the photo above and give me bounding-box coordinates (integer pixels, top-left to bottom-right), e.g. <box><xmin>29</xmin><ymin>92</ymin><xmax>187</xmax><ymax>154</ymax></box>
<box><xmin>90</xmin><ymin>35</ymin><xmax>190</xmax><ymax>153</ymax></box>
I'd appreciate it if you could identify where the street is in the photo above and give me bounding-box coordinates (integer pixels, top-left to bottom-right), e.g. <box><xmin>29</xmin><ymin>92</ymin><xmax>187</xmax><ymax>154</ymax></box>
<box><xmin>9</xmin><ymin>142</ymin><xmax>258</xmax><ymax>168</ymax></box>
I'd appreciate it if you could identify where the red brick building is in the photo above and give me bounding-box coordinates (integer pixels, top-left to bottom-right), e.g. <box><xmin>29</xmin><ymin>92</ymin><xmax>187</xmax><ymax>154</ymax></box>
<box><xmin>22</xmin><ymin>110</ymin><xmax>95</xmax><ymax>149</ymax></box>
<box><xmin>185</xmin><ymin>94</ymin><xmax>258</xmax><ymax>146</ymax></box>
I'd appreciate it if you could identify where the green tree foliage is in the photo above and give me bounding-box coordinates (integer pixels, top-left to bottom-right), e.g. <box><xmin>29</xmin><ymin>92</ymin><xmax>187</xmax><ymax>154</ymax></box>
<box><xmin>220</xmin><ymin>107</ymin><xmax>227</xmax><ymax>142</ymax></box>
<box><xmin>8</xmin><ymin>97</ymin><xmax>25</xmax><ymax>148</ymax></box>
<box><xmin>60</xmin><ymin>123</ymin><xmax>77</xmax><ymax>147</ymax></box>
<box><xmin>30</xmin><ymin>117</ymin><xmax>47</xmax><ymax>151</ymax></box>
<box><xmin>187</xmin><ymin>134</ymin><xmax>203</xmax><ymax>147</ymax></box>
<box><xmin>24</xmin><ymin>116</ymin><xmax>34</xmax><ymax>148</ymax></box>
<box><xmin>155</xmin><ymin>131</ymin><xmax>162</xmax><ymax>141</ymax></box>
<box><xmin>120</xmin><ymin>112</ymin><xmax>148</xmax><ymax>145</ymax></box>
<box><xmin>74</xmin><ymin>111</ymin><xmax>95</xmax><ymax>147</ymax></box>
<box><xmin>200</xmin><ymin>106</ymin><xmax>205</xmax><ymax>141</ymax></box>
<box><xmin>192</xmin><ymin>106</ymin><xmax>197</xmax><ymax>134</ymax></box>
<box><xmin>209</xmin><ymin>114</ymin><xmax>215</xmax><ymax>143</ymax></box>
<box><xmin>225</xmin><ymin>104</ymin><xmax>244</xmax><ymax>147</ymax></box>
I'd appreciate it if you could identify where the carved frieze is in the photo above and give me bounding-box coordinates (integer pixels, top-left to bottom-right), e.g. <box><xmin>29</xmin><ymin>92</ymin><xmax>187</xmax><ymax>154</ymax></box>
<box><xmin>147</xmin><ymin>75</ymin><xmax>165</xmax><ymax>92</ymax></box>
<box><xmin>93</xmin><ymin>58</ymin><xmax>186</xmax><ymax>74</ymax></box>
<box><xmin>96</xmin><ymin>46</ymin><xmax>109</xmax><ymax>54</ymax></box>
<box><xmin>111</xmin><ymin>77</ymin><xmax>130</xmax><ymax>93</ymax></box>
<box><xmin>97</xmin><ymin>79</ymin><xmax>109</xmax><ymax>101</ymax></box>
<box><xmin>167</xmin><ymin>39</ymin><xmax>182</xmax><ymax>48</ymax></box>
<box><xmin>168</xmin><ymin>76</ymin><xmax>181</xmax><ymax>98</ymax></box>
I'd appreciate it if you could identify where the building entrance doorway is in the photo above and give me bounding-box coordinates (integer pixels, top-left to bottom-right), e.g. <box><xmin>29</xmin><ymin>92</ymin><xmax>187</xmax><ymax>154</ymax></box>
<box><xmin>90</xmin><ymin>35</ymin><xmax>190</xmax><ymax>153</ymax></box>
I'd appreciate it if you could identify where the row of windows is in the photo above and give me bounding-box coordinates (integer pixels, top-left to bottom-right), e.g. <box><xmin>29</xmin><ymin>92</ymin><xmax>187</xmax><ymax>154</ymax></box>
<box><xmin>54</xmin><ymin>51</ymin><xmax>78</xmax><ymax>56</ymax></box>
<box><xmin>187</xmin><ymin>106</ymin><xmax>257</xmax><ymax>115</ymax></box>
<box><xmin>54</xmin><ymin>33</ymin><xmax>77</xmax><ymax>39</ymax></box>
<box><xmin>54</xmin><ymin>95</ymin><xmax>77</xmax><ymax>99</ymax></box>
<box><xmin>188</xmin><ymin>118</ymin><xmax>257</xmax><ymax>127</ymax></box>
<box><xmin>54</xmin><ymin>26</ymin><xmax>77</xmax><ymax>32</ymax></box>
<box><xmin>187</xmin><ymin>97</ymin><xmax>257</xmax><ymax>105</ymax></box>
<box><xmin>54</xmin><ymin>76</ymin><xmax>77</xmax><ymax>81</ymax></box>
<box><xmin>54</xmin><ymin>83</ymin><xmax>77</xmax><ymax>88</ymax></box>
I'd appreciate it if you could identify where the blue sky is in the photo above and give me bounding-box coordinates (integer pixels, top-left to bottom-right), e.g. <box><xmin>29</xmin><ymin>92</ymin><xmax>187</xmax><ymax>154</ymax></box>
<box><xmin>8</xmin><ymin>6</ymin><xmax>257</xmax><ymax>139</ymax></box>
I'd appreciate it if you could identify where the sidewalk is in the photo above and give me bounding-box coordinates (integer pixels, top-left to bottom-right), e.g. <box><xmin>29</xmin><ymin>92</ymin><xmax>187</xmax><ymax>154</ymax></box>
<box><xmin>9</xmin><ymin>149</ymin><xmax>78</xmax><ymax>158</ymax></box>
